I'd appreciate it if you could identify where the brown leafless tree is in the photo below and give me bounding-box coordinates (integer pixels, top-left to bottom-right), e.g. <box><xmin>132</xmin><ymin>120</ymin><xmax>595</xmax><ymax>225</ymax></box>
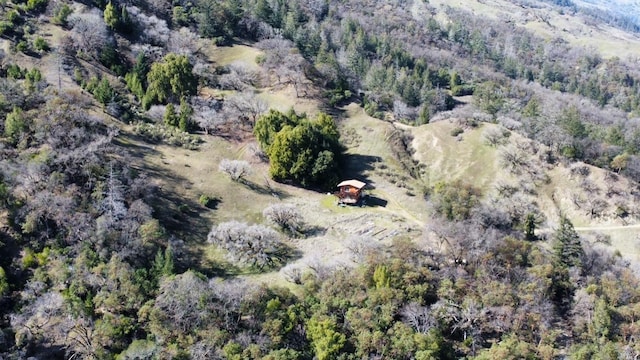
<box><xmin>207</xmin><ymin>221</ymin><xmax>288</xmax><ymax>269</ymax></box>
<box><xmin>263</xmin><ymin>203</ymin><xmax>303</xmax><ymax>234</ymax></box>
<box><xmin>219</xmin><ymin>159</ymin><xmax>252</xmax><ymax>182</ymax></box>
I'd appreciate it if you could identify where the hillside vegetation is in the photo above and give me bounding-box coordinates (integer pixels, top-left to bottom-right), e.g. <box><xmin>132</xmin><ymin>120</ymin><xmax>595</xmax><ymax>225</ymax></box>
<box><xmin>2</xmin><ymin>0</ymin><xmax>640</xmax><ymax>358</ymax></box>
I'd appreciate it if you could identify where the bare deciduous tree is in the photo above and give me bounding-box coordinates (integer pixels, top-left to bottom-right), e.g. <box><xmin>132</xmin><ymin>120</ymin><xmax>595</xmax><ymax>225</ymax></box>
<box><xmin>225</xmin><ymin>91</ymin><xmax>267</xmax><ymax>126</ymax></box>
<box><xmin>344</xmin><ymin>236</ymin><xmax>381</xmax><ymax>262</ymax></box>
<box><xmin>219</xmin><ymin>63</ymin><xmax>260</xmax><ymax>91</ymax></box>
<box><xmin>498</xmin><ymin>145</ymin><xmax>527</xmax><ymax>173</ymax></box>
<box><xmin>10</xmin><ymin>291</ymin><xmax>72</xmax><ymax>349</ymax></box>
<box><xmin>280</xmin><ymin>263</ymin><xmax>305</xmax><ymax>284</ymax></box>
<box><xmin>69</xmin><ymin>11</ymin><xmax>111</xmax><ymax>58</ymax></box>
<box><xmin>401</xmin><ymin>302</ymin><xmax>435</xmax><ymax>334</ymax></box>
<box><xmin>167</xmin><ymin>28</ymin><xmax>201</xmax><ymax>57</ymax></box>
<box><xmin>191</xmin><ymin>97</ymin><xmax>227</xmax><ymax>135</ymax></box>
<box><xmin>482</xmin><ymin>126</ymin><xmax>510</xmax><ymax>146</ymax></box>
<box><xmin>152</xmin><ymin>271</ymin><xmax>212</xmax><ymax>336</ymax></box>
<box><xmin>127</xmin><ymin>6</ymin><xmax>170</xmax><ymax>46</ymax></box>
<box><xmin>207</xmin><ymin>221</ymin><xmax>288</xmax><ymax>269</ymax></box>
<box><xmin>218</xmin><ymin>159</ymin><xmax>252</xmax><ymax>182</ymax></box>
<box><xmin>393</xmin><ymin>100</ymin><xmax>417</xmax><ymax>122</ymax></box>
<box><xmin>256</xmin><ymin>39</ymin><xmax>293</xmax><ymax>83</ymax></box>
<box><xmin>263</xmin><ymin>203</ymin><xmax>303</xmax><ymax>233</ymax></box>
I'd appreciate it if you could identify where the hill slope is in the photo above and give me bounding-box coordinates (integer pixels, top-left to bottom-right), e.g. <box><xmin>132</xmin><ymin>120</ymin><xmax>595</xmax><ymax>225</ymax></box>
<box><xmin>427</xmin><ymin>0</ymin><xmax>640</xmax><ymax>58</ymax></box>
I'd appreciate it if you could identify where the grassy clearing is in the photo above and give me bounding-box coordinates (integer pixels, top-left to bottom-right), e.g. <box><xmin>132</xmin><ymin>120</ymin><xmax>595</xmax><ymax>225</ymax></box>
<box><xmin>257</xmin><ymin>86</ymin><xmax>321</xmax><ymax>115</ymax></box>
<box><xmin>119</xmin><ymin>94</ymin><xmax>431</xmax><ymax>280</ymax></box>
<box><xmin>411</xmin><ymin>121</ymin><xmax>500</xmax><ymax>189</ymax></box>
<box><xmin>577</xmin><ymin>227</ymin><xmax>640</xmax><ymax>262</ymax></box>
<box><xmin>203</xmin><ymin>43</ymin><xmax>263</xmax><ymax>69</ymax></box>
<box><xmin>339</xmin><ymin>104</ymin><xmax>431</xmax><ymax>225</ymax></box>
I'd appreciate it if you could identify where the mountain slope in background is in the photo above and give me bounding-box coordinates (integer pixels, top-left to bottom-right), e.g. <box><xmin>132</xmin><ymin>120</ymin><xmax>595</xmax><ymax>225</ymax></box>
<box><xmin>575</xmin><ymin>0</ymin><xmax>640</xmax><ymax>27</ymax></box>
<box><xmin>427</xmin><ymin>0</ymin><xmax>640</xmax><ymax>58</ymax></box>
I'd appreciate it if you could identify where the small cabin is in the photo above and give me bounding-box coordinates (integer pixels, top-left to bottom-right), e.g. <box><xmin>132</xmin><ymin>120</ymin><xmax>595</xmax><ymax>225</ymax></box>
<box><xmin>336</xmin><ymin>179</ymin><xmax>367</xmax><ymax>205</ymax></box>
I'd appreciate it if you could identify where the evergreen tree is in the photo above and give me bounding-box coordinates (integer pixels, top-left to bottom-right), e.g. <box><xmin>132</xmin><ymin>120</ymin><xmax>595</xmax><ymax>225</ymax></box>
<box><xmin>255</xmin><ymin>0</ymin><xmax>275</xmax><ymax>26</ymax></box>
<box><xmin>0</xmin><ymin>266</ymin><xmax>8</xmax><ymax>297</ymax></box>
<box><xmin>125</xmin><ymin>72</ymin><xmax>144</xmax><ymax>100</ymax></box>
<box><xmin>143</xmin><ymin>54</ymin><xmax>197</xmax><ymax>109</ymax></box>
<box><xmin>306</xmin><ymin>316</ymin><xmax>346</xmax><ymax>360</ymax></box>
<box><xmin>93</xmin><ymin>78</ymin><xmax>116</xmax><ymax>105</ymax></box>
<box><xmin>553</xmin><ymin>216</ymin><xmax>584</xmax><ymax>268</ymax></box>
<box><xmin>178</xmin><ymin>98</ymin><xmax>193</xmax><ymax>132</ymax></box>
<box><xmin>119</xmin><ymin>5</ymin><xmax>132</xmax><ymax>32</ymax></box>
<box><xmin>524</xmin><ymin>213</ymin><xmax>537</xmax><ymax>240</ymax></box>
<box><xmin>104</xmin><ymin>1</ymin><xmax>119</xmax><ymax>30</ymax></box>
<box><xmin>164</xmin><ymin>103</ymin><xmax>178</xmax><ymax>127</ymax></box>
<box><xmin>255</xmin><ymin>110</ymin><xmax>341</xmax><ymax>189</ymax></box>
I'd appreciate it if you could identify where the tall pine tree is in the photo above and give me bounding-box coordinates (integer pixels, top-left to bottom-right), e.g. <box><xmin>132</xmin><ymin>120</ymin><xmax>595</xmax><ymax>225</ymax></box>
<box><xmin>553</xmin><ymin>216</ymin><xmax>584</xmax><ymax>268</ymax></box>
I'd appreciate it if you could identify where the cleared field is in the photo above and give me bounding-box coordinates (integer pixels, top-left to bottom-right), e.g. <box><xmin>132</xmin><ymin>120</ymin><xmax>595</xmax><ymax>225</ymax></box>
<box><xmin>203</xmin><ymin>43</ymin><xmax>263</xmax><ymax>69</ymax></box>
<box><xmin>576</xmin><ymin>226</ymin><xmax>640</xmax><ymax>262</ymax></box>
<box><xmin>411</xmin><ymin>121</ymin><xmax>501</xmax><ymax>190</ymax></box>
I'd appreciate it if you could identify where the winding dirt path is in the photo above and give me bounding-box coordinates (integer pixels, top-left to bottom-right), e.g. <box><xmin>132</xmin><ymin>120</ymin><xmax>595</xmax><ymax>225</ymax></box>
<box><xmin>574</xmin><ymin>224</ymin><xmax>640</xmax><ymax>232</ymax></box>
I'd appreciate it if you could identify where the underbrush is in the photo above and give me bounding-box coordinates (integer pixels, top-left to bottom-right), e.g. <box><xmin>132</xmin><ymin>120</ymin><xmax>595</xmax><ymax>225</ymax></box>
<box><xmin>132</xmin><ymin>122</ymin><xmax>202</xmax><ymax>149</ymax></box>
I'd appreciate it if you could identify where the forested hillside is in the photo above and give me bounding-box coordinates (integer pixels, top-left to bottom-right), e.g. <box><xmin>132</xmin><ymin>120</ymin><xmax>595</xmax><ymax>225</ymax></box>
<box><xmin>1</xmin><ymin>0</ymin><xmax>640</xmax><ymax>358</ymax></box>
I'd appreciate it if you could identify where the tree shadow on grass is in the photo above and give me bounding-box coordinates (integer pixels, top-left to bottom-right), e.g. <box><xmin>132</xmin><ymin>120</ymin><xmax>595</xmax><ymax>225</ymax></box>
<box><xmin>302</xmin><ymin>225</ymin><xmax>327</xmax><ymax>238</ymax></box>
<box><xmin>340</xmin><ymin>153</ymin><xmax>382</xmax><ymax>188</ymax></box>
<box><xmin>361</xmin><ymin>194</ymin><xmax>388</xmax><ymax>208</ymax></box>
<box><xmin>213</xmin><ymin>245</ymin><xmax>304</xmax><ymax>277</ymax></box>
<box><xmin>116</xmin><ymin>134</ymin><xmax>224</xmax><ymax>274</ymax></box>
<box><xmin>241</xmin><ymin>179</ymin><xmax>290</xmax><ymax>200</ymax></box>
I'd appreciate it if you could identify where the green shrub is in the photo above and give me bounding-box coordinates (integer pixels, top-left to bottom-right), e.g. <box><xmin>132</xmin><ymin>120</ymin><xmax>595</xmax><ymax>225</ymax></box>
<box><xmin>92</xmin><ymin>78</ymin><xmax>116</xmax><ymax>105</ymax></box>
<box><xmin>25</xmin><ymin>0</ymin><xmax>48</xmax><ymax>13</ymax></box>
<box><xmin>132</xmin><ymin>122</ymin><xmax>201</xmax><ymax>149</ymax></box>
<box><xmin>6</xmin><ymin>64</ymin><xmax>24</xmax><ymax>79</ymax></box>
<box><xmin>73</xmin><ymin>68</ymin><xmax>84</xmax><ymax>84</ymax></box>
<box><xmin>25</xmin><ymin>68</ymin><xmax>41</xmax><ymax>82</ymax></box>
<box><xmin>451</xmin><ymin>84</ymin><xmax>474</xmax><ymax>96</ymax></box>
<box><xmin>450</xmin><ymin>127</ymin><xmax>464</xmax><ymax>137</ymax></box>
<box><xmin>198</xmin><ymin>194</ymin><xmax>218</xmax><ymax>208</ymax></box>
<box><xmin>52</xmin><ymin>3</ymin><xmax>73</xmax><ymax>26</ymax></box>
<box><xmin>430</xmin><ymin>180</ymin><xmax>481</xmax><ymax>221</ymax></box>
<box><xmin>172</xmin><ymin>6</ymin><xmax>189</xmax><ymax>26</ymax></box>
<box><xmin>0</xmin><ymin>21</ymin><xmax>12</xmax><ymax>36</ymax></box>
<box><xmin>33</xmin><ymin>36</ymin><xmax>49</xmax><ymax>52</ymax></box>
<box><xmin>36</xmin><ymin>247</ymin><xmax>50</xmax><ymax>266</ymax></box>
<box><xmin>22</xmin><ymin>248</ymin><xmax>37</xmax><ymax>269</ymax></box>
<box><xmin>15</xmin><ymin>40</ymin><xmax>29</xmax><ymax>53</ymax></box>
<box><xmin>6</xmin><ymin>9</ymin><xmax>22</xmax><ymax>24</ymax></box>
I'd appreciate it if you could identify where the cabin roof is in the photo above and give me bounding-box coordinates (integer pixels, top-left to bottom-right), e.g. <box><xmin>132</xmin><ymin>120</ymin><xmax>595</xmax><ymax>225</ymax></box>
<box><xmin>337</xmin><ymin>179</ymin><xmax>366</xmax><ymax>189</ymax></box>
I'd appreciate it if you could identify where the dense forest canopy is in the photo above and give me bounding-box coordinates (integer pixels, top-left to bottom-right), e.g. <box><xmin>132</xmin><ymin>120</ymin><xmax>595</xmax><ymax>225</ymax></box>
<box><xmin>1</xmin><ymin>0</ymin><xmax>640</xmax><ymax>358</ymax></box>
